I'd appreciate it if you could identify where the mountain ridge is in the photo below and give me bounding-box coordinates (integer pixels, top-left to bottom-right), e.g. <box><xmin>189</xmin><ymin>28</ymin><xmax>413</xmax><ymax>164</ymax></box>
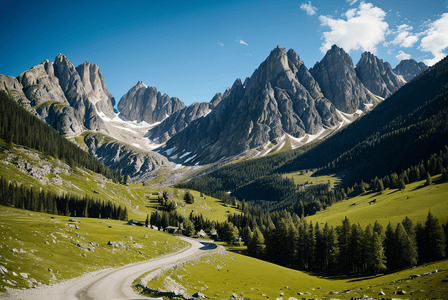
<box><xmin>0</xmin><ymin>45</ymin><xmax>424</xmax><ymax>182</ymax></box>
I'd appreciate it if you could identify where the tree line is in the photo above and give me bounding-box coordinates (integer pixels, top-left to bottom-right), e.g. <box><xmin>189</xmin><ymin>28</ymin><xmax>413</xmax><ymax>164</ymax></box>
<box><xmin>243</xmin><ymin>212</ymin><xmax>446</xmax><ymax>275</ymax></box>
<box><xmin>0</xmin><ymin>176</ymin><xmax>128</xmax><ymax>221</ymax></box>
<box><xmin>0</xmin><ymin>91</ymin><xmax>119</xmax><ymax>182</ymax></box>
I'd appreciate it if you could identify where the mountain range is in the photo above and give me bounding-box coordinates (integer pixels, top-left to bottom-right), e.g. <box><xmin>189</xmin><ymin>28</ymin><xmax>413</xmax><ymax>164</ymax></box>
<box><xmin>0</xmin><ymin>45</ymin><xmax>427</xmax><ymax>182</ymax></box>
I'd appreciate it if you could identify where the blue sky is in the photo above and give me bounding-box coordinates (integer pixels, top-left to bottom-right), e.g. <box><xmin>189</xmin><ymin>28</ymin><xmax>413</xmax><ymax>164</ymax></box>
<box><xmin>1</xmin><ymin>0</ymin><xmax>447</xmax><ymax>107</ymax></box>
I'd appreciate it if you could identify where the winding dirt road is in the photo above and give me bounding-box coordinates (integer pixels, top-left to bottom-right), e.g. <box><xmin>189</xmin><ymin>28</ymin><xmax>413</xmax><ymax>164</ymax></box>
<box><xmin>2</xmin><ymin>237</ymin><xmax>217</xmax><ymax>300</ymax></box>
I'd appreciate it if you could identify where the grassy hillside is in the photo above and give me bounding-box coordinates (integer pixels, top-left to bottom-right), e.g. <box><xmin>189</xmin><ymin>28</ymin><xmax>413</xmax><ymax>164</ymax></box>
<box><xmin>144</xmin><ymin>247</ymin><xmax>448</xmax><ymax>299</ymax></box>
<box><xmin>305</xmin><ymin>174</ymin><xmax>448</xmax><ymax>228</ymax></box>
<box><xmin>283</xmin><ymin>169</ymin><xmax>341</xmax><ymax>189</ymax></box>
<box><xmin>0</xmin><ymin>140</ymin><xmax>240</xmax><ymax>223</ymax></box>
<box><xmin>0</xmin><ymin>205</ymin><xmax>188</xmax><ymax>292</ymax></box>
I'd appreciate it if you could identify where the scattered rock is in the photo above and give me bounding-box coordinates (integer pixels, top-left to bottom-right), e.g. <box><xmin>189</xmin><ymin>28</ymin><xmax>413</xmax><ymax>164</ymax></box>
<box><xmin>379</xmin><ymin>289</ymin><xmax>385</xmax><ymax>295</ymax></box>
<box><xmin>0</xmin><ymin>265</ymin><xmax>7</xmax><ymax>275</ymax></box>
<box><xmin>192</xmin><ymin>291</ymin><xmax>206</xmax><ymax>298</ymax></box>
<box><xmin>396</xmin><ymin>290</ymin><xmax>406</xmax><ymax>295</ymax></box>
<box><xmin>75</xmin><ymin>224</ymin><xmax>79</xmax><ymax>230</ymax></box>
<box><xmin>232</xmin><ymin>292</ymin><xmax>238</xmax><ymax>298</ymax></box>
<box><xmin>69</xmin><ymin>218</ymin><xmax>80</xmax><ymax>223</ymax></box>
<box><xmin>20</xmin><ymin>273</ymin><xmax>28</xmax><ymax>279</ymax></box>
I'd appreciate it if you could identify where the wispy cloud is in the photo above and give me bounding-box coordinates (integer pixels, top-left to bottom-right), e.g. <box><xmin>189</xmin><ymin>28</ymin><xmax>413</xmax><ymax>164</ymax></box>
<box><xmin>347</xmin><ymin>0</ymin><xmax>358</xmax><ymax>6</ymax></box>
<box><xmin>319</xmin><ymin>2</ymin><xmax>388</xmax><ymax>54</ymax></box>
<box><xmin>236</xmin><ymin>37</ymin><xmax>248</xmax><ymax>46</ymax></box>
<box><xmin>217</xmin><ymin>40</ymin><xmax>224</xmax><ymax>47</ymax></box>
<box><xmin>396</xmin><ymin>50</ymin><xmax>412</xmax><ymax>61</ymax></box>
<box><xmin>300</xmin><ymin>1</ymin><xmax>318</xmax><ymax>16</ymax></box>
<box><xmin>419</xmin><ymin>13</ymin><xmax>448</xmax><ymax>65</ymax></box>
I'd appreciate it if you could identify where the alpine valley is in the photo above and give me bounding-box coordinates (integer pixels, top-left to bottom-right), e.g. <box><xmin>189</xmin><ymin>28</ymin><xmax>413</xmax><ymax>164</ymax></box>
<box><xmin>2</xmin><ymin>43</ymin><xmax>448</xmax><ymax>300</ymax></box>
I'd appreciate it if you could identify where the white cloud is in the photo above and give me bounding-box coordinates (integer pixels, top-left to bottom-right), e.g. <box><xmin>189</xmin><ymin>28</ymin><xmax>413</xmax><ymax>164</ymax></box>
<box><xmin>319</xmin><ymin>2</ymin><xmax>389</xmax><ymax>54</ymax></box>
<box><xmin>300</xmin><ymin>1</ymin><xmax>318</xmax><ymax>16</ymax></box>
<box><xmin>390</xmin><ymin>24</ymin><xmax>419</xmax><ymax>48</ymax></box>
<box><xmin>396</xmin><ymin>50</ymin><xmax>412</xmax><ymax>61</ymax></box>
<box><xmin>239</xmin><ymin>39</ymin><xmax>248</xmax><ymax>46</ymax></box>
<box><xmin>419</xmin><ymin>13</ymin><xmax>448</xmax><ymax>66</ymax></box>
<box><xmin>347</xmin><ymin>0</ymin><xmax>358</xmax><ymax>5</ymax></box>
<box><xmin>217</xmin><ymin>40</ymin><xmax>224</xmax><ymax>47</ymax></box>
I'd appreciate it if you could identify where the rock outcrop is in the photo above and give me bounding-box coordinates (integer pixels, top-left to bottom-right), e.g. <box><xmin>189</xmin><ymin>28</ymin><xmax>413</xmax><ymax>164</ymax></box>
<box><xmin>393</xmin><ymin>59</ymin><xmax>428</xmax><ymax>82</ymax></box>
<box><xmin>309</xmin><ymin>45</ymin><xmax>378</xmax><ymax>113</ymax></box>
<box><xmin>117</xmin><ymin>82</ymin><xmax>185</xmax><ymax>124</ymax></box>
<box><xmin>355</xmin><ymin>51</ymin><xmax>406</xmax><ymax>98</ymax></box>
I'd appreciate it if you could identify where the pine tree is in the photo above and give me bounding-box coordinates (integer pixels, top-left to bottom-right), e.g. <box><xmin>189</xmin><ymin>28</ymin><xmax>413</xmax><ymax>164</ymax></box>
<box><xmin>337</xmin><ymin>216</ymin><xmax>351</xmax><ymax>272</ymax></box>
<box><xmin>384</xmin><ymin>222</ymin><xmax>396</xmax><ymax>270</ymax></box>
<box><xmin>249</xmin><ymin>227</ymin><xmax>265</xmax><ymax>259</ymax></box>
<box><xmin>425</xmin><ymin>212</ymin><xmax>446</xmax><ymax>261</ymax></box>
<box><xmin>396</xmin><ymin>223</ymin><xmax>418</xmax><ymax>268</ymax></box>
<box><xmin>425</xmin><ymin>172</ymin><xmax>432</xmax><ymax>186</ymax></box>
<box><xmin>323</xmin><ymin>223</ymin><xmax>337</xmax><ymax>270</ymax></box>
<box><xmin>371</xmin><ymin>232</ymin><xmax>387</xmax><ymax>274</ymax></box>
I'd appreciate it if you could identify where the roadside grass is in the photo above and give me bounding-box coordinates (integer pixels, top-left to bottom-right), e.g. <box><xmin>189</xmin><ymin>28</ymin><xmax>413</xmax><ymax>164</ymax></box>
<box><xmin>305</xmin><ymin>175</ymin><xmax>448</xmax><ymax>228</ymax></box>
<box><xmin>145</xmin><ymin>248</ymin><xmax>448</xmax><ymax>300</ymax></box>
<box><xmin>0</xmin><ymin>205</ymin><xmax>188</xmax><ymax>292</ymax></box>
<box><xmin>283</xmin><ymin>169</ymin><xmax>341</xmax><ymax>189</ymax></box>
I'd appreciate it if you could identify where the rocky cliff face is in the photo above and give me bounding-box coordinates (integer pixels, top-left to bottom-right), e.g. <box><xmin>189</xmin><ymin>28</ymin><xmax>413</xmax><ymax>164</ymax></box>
<box><xmin>76</xmin><ymin>61</ymin><xmax>116</xmax><ymax>119</ymax></box>
<box><xmin>0</xmin><ymin>74</ymin><xmax>37</xmax><ymax>115</ymax></box>
<box><xmin>16</xmin><ymin>59</ymin><xmax>69</xmax><ymax>107</ymax></box>
<box><xmin>355</xmin><ymin>51</ymin><xmax>406</xmax><ymax>98</ymax></box>
<box><xmin>84</xmin><ymin>133</ymin><xmax>175</xmax><ymax>181</ymax></box>
<box><xmin>147</xmin><ymin>101</ymin><xmax>216</xmax><ymax>143</ymax></box>
<box><xmin>309</xmin><ymin>45</ymin><xmax>378</xmax><ymax>113</ymax></box>
<box><xmin>117</xmin><ymin>82</ymin><xmax>185</xmax><ymax>124</ymax></box>
<box><xmin>157</xmin><ymin>46</ymin><xmax>341</xmax><ymax>164</ymax></box>
<box><xmin>393</xmin><ymin>59</ymin><xmax>428</xmax><ymax>82</ymax></box>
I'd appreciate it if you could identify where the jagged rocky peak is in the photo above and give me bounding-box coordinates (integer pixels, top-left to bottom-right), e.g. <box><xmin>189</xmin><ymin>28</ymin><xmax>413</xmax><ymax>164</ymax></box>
<box><xmin>393</xmin><ymin>59</ymin><xmax>428</xmax><ymax>82</ymax></box>
<box><xmin>310</xmin><ymin>45</ymin><xmax>375</xmax><ymax>113</ymax></box>
<box><xmin>16</xmin><ymin>59</ymin><xmax>69</xmax><ymax>107</ymax></box>
<box><xmin>355</xmin><ymin>51</ymin><xmax>406</xmax><ymax>98</ymax></box>
<box><xmin>159</xmin><ymin>45</ymin><xmax>344</xmax><ymax>165</ymax></box>
<box><xmin>76</xmin><ymin>61</ymin><xmax>115</xmax><ymax>118</ymax></box>
<box><xmin>117</xmin><ymin>81</ymin><xmax>186</xmax><ymax>124</ymax></box>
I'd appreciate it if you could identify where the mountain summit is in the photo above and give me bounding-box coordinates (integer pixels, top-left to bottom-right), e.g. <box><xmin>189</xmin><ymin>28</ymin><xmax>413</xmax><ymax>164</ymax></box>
<box><xmin>355</xmin><ymin>51</ymin><xmax>406</xmax><ymax>98</ymax></box>
<box><xmin>309</xmin><ymin>45</ymin><xmax>378</xmax><ymax>113</ymax></box>
<box><xmin>117</xmin><ymin>82</ymin><xmax>185</xmax><ymax>124</ymax></box>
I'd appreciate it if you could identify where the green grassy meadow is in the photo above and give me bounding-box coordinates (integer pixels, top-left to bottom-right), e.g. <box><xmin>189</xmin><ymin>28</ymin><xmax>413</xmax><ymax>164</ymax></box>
<box><xmin>146</xmin><ymin>247</ymin><xmax>448</xmax><ymax>299</ymax></box>
<box><xmin>0</xmin><ymin>205</ymin><xmax>188</xmax><ymax>292</ymax></box>
<box><xmin>283</xmin><ymin>169</ymin><xmax>342</xmax><ymax>189</ymax></box>
<box><xmin>305</xmin><ymin>175</ymin><xmax>448</xmax><ymax>228</ymax></box>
